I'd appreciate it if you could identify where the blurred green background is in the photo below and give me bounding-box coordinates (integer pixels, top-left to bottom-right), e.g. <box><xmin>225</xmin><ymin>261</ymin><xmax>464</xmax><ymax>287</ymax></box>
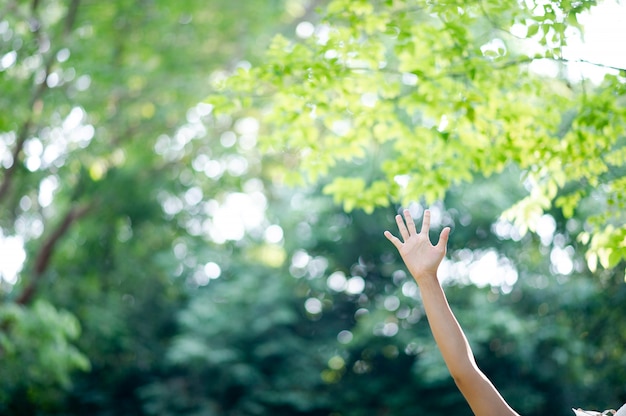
<box><xmin>1</xmin><ymin>0</ymin><xmax>625</xmax><ymax>415</ymax></box>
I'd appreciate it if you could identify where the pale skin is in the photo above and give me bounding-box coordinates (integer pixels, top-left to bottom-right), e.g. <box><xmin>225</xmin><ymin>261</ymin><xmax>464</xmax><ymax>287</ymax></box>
<box><xmin>384</xmin><ymin>209</ymin><xmax>520</xmax><ymax>416</ymax></box>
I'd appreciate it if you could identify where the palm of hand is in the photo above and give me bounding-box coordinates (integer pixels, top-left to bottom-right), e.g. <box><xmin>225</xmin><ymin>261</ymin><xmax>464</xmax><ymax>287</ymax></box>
<box><xmin>384</xmin><ymin>209</ymin><xmax>450</xmax><ymax>281</ymax></box>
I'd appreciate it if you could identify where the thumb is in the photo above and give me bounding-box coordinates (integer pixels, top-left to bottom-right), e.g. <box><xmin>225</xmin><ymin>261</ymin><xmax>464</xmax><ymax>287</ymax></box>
<box><xmin>436</xmin><ymin>227</ymin><xmax>451</xmax><ymax>249</ymax></box>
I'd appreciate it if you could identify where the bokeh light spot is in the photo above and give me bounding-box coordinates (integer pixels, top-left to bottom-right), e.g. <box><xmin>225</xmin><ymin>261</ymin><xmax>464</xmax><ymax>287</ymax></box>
<box><xmin>345</xmin><ymin>276</ymin><xmax>365</xmax><ymax>295</ymax></box>
<box><xmin>327</xmin><ymin>271</ymin><xmax>347</xmax><ymax>292</ymax></box>
<box><xmin>204</xmin><ymin>262</ymin><xmax>221</xmax><ymax>279</ymax></box>
<box><xmin>264</xmin><ymin>224</ymin><xmax>284</xmax><ymax>243</ymax></box>
<box><xmin>304</xmin><ymin>297</ymin><xmax>322</xmax><ymax>314</ymax></box>
<box><xmin>337</xmin><ymin>330</ymin><xmax>353</xmax><ymax>344</ymax></box>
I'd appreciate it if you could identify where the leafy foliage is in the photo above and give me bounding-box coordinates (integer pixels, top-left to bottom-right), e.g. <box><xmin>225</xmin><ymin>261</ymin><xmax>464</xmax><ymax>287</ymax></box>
<box><xmin>0</xmin><ymin>0</ymin><xmax>304</xmax><ymax>412</ymax></box>
<box><xmin>0</xmin><ymin>300</ymin><xmax>89</xmax><ymax>410</ymax></box>
<box><xmin>210</xmin><ymin>0</ymin><xmax>626</xmax><ymax>273</ymax></box>
<box><xmin>1</xmin><ymin>0</ymin><xmax>625</xmax><ymax>415</ymax></box>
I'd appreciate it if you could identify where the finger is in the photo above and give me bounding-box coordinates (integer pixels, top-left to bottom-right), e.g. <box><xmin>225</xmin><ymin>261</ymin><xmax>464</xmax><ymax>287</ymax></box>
<box><xmin>395</xmin><ymin>214</ymin><xmax>410</xmax><ymax>242</ymax></box>
<box><xmin>436</xmin><ymin>227</ymin><xmax>450</xmax><ymax>250</ymax></box>
<box><xmin>403</xmin><ymin>209</ymin><xmax>417</xmax><ymax>235</ymax></box>
<box><xmin>420</xmin><ymin>209</ymin><xmax>431</xmax><ymax>234</ymax></box>
<box><xmin>384</xmin><ymin>230</ymin><xmax>403</xmax><ymax>250</ymax></box>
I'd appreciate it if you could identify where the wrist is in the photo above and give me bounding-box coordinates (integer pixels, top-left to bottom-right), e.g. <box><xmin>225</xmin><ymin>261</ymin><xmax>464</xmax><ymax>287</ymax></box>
<box><xmin>411</xmin><ymin>271</ymin><xmax>439</xmax><ymax>285</ymax></box>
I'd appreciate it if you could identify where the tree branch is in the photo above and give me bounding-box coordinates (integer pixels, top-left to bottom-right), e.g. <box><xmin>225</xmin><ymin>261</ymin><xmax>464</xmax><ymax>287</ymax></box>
<box><xmin>64</xmin><ymin>0</ymin><xmax>80</xmax><ymax>36</ymax></box>
<box><xmin>555</xmin><ymin>58</ymin><xmax>626</xmax><ymax>73</ymax></box>
<box><xmin>0</xmin><ymin>0</ymin><xmax>82</xmax><ymax>203</ymax></box>
<box><xmin>16</xmin><ymin>203</ymin><xmax>93</xmax><ymax>305</ymax></box>
<box><xmin>0</xmin><ymin>122</ymin><xmax>32</xmax><ymax>202</ymax></box>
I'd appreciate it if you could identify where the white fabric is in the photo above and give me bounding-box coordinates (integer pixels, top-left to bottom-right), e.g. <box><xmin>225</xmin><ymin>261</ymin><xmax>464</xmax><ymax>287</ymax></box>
<box><xmin>572</xmin><ymin>404</ymin><xmax>626</xmax><ymax>416</ymax></box>
<box><xmin>572</xmin><ymin>409</ymin><xmax>603</xmax><ymax>416</ymax></box>
<box><xmin>614</xmin><ymin>403</ymin><xmax>626</xmax><ymax>416</ymax></box>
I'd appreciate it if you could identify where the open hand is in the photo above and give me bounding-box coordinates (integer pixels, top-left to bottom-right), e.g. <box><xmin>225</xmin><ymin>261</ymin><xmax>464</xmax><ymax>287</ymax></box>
<box><xmin>384</xmin><ymin>209</ymin><xmax>450</xmax><ymax>282</ymax></box>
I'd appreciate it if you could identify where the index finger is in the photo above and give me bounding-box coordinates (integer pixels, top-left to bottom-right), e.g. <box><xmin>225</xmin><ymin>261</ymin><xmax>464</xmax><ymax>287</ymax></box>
<box><xmin>420</xmin><ymin>210</ymin><xmax>431</xmax><ymax>234</ymax></box>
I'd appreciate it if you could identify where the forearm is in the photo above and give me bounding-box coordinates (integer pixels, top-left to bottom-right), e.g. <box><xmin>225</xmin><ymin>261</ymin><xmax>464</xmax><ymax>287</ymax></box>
<box><xmin>417</xmin><ymin>275</ymin><xmax>476</xmax><ymax>380</ymax></box>
<box><xmin>417</xmin><ymin>274</ymin><xmax>519</xmax><ymax>416</ymax></box>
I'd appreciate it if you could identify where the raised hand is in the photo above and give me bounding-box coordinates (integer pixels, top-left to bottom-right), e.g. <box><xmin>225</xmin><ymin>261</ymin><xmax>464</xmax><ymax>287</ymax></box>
<box><xmin>384</xmin><ymin>209</ymin><xmax>521</xmax><ymax>416</ymax></box>
<box><xmin>384</xmin><ymin>209</ymin><xmax>450</xmax><ymax>282</ymax></box>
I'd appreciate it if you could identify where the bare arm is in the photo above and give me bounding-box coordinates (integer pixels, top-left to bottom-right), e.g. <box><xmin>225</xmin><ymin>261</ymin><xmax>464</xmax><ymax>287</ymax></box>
<box><xmin>384</xmin><ymin>209</ymin><xmax>520</xmax><ymax>416</ymax></box>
